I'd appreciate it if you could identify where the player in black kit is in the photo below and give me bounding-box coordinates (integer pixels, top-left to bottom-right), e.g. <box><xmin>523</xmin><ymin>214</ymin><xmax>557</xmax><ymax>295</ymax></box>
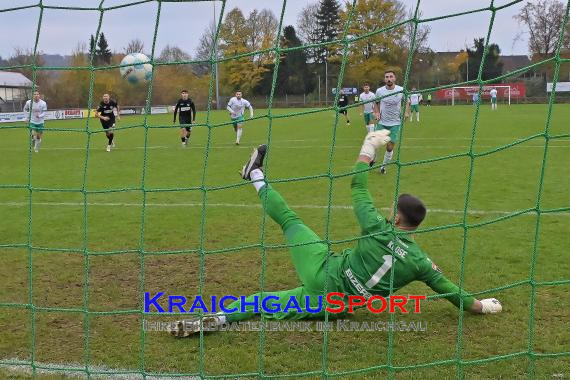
<box><xmin>173</xmin><ymin>90</ymin><xmax>196</xmax><ymax>147</ymax></box>
<box><xmin>95</xmin><ymin>93</ymin><xmax>120</xmax><ymax>152</ymax></box>
<box><xmin>337</xmin><ymin>89</ymin><xmax>350</xmax><ymax>125</ymax></box>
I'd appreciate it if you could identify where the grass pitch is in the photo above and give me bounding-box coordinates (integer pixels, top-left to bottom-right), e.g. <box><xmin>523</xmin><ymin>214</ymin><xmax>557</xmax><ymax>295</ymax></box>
<box><xmin>0</xmin><ymin>104</ymin><xmax>569</xmax><ymax>379</ymax></box>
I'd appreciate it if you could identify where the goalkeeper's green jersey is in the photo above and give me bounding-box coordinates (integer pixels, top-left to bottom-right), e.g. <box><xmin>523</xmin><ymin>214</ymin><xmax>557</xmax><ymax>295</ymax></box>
<box><xmin>336</xmin><ymin>162</ymin><xmax>475</xmax><ymax>309</ymax></box>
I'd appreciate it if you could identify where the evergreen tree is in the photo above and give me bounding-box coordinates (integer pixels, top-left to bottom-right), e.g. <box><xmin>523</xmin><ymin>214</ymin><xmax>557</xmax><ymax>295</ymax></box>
<box><xmin>459</xmin><ymin>38</ymin><xmax>504</xmax><ymax>81</ymax></box>
<box><xmin>89</xmin><ymin>35</ymin><xmax>97</xmax><ymax>64</ymax></box>
<box><xmin>315</xmin><ymin>0</ymin><xmax>341</xmax><ymax>64</ymax></box>
<box><xmin>278</xmin><ymin>26</ymin><xmax>314</xmax><ymax>94</ymax></box>
<box><xmin>96</xmin><ymin>33</ymin><xmax>112</xmax><ymax>65</ymax></box>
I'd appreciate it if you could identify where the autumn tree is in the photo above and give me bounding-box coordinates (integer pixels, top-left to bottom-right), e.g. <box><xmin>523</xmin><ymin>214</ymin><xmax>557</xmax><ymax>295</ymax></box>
<box><xmin>341</xmin><ymin>0</ymin><xmax>407</xmax><ymax>85</ymax></box>
<box><xmin>219</xmin><ymin>8</ymin><xmax>276</xmax><ymax>93</ymax></box>
<box><xmin>246</xmin><ymin>9</ymin><xmax>279</xmax><ymax>65</ymax></box>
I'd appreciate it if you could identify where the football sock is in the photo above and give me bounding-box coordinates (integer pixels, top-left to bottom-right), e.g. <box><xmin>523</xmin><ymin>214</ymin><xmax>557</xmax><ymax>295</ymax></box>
<box><xmin>382</xmin><ymin>150</ymin><xmax>393</xmax><ymax>166</ymax></box>
<box><xmin>367</xmin><ymin>125</ymin><xmax>375</xmax><ymax>133</ymax></box>
<box><xmin>36</xmin><ymin>139</ymin><xmax>41</xmax><ymax>149</ymax></box>
<box><xmin>108</xmin><ymin>134</ymin><xmax>114</xmax><ymax>145</ymax></box>
<box><xmin>215</xmin><ymin>315</ymin><xmax>227</xmax><ymax>324</ymax></box>
<box><xmin>181</xmin><ymin>137</ymin><xmax>186</xmax><ymax>143</ymax></box>
<box><xmin>236</xmin><ymin>128</ymin><xmax>243</xmax><ymax>143</ymax></box>
<box><xmin>417</xmin><ymin>113</ymin><xmax>420</xmax><ymax>122</ymax></box>
<box><xmin>250</xmin><ymin>169</ymin><xmax>266</xmax><ymax>193</ymax></box>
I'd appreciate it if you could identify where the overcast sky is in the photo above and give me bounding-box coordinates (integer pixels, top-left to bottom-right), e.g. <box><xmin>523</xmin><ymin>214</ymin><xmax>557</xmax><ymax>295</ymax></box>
<box><xmin>0</xmin><ymin>0</ymin><xmax>529</xmax><ymax>59</ymax></box>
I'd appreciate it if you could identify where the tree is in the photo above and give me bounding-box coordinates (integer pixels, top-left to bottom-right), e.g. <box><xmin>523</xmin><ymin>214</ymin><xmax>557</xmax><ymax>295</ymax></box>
<box><xmin>297</xmin><ymin>3</ymin><xmax>321</xmax><ymax>63</ymax></box>
<box><xmin>314</xmin><ymin>0</ymin><xmax>341</xmax><ymax>63</ymax></box>
<box><xmin>89</xmin><ymin>35</ymin><xmax>97</xmax><ymax>55</ymax></box>
<box><xmin>271</xmin><ymin>26</ymin><xmax>314</xmax><ymax>94</ymax></box>
<box><xmin>6</xmin><ymin>48</ymin><xmax>48</xmax><ymax>92</ymax></box>
<box><xmin>246</xmin><ymin>9</ymin><xmax>279</xmax><ymax>64</ymax></box>
<box><xmin>515</xmin><ymin>0</ymin><xmax>568</xmax><ymax>60</ymax></box>
<box><xmin>341</xmin><ymin>0</ymin><xmax>407</xmax><ymax>84</ymax></box>
<box><xmin>458</xmin><ymin>38</ymin><xmax>504</xmax><ymax>81</ymax></box>
<box><xmin>404</xmin><ymin>8</ymin><xmax>431</xmax><ymax>55</ymax></box>
<box><xmin>195</xmin><ymin>21</ymin><xmax>220</xmax><ymax>74</ymax></box>
<box><xmin>219</xmin><ymin>8</ymin><xmax>274</xmax><ymax>93</ymax></box>
<box><xmin>159</xmin><ymin>45</ymin><xmax>191</xmax><ymax>63</ymax></box>
<box><xmin>96</xmin><ymin>33</ymin><xmax>112</xmax><ymax>65</ymax></box>
<box><xmin>124</xmin><ymin>39</ymin><xmax>145</xmax><ymax>54</ymax></box>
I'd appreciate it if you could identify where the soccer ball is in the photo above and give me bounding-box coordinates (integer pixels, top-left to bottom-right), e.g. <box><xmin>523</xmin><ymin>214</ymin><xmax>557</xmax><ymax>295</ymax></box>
<box><xmin>119</xmin><ymin>53</ymin><xmax>153</xmax><ymax>85</ymax></box>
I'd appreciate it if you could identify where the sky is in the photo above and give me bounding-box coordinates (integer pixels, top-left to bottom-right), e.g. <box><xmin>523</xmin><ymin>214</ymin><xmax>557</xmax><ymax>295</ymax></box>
<box><xmin>0</xmin><ymin>0</ymin><xmax>530</xmax><ymax>60</ymax></box>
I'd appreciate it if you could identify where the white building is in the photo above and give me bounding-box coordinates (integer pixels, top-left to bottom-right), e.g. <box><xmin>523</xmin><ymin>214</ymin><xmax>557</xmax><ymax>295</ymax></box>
<box><xmin>0</xmin><ymin>71</ymin><xmax>33</xmax><ymax>112</ymax></box>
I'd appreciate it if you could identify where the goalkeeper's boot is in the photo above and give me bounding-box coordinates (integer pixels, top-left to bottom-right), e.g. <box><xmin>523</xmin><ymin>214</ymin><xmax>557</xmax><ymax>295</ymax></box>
<box><xmin>168</xmin><ymin>315</ymin><xmax>222</xmax><ymax>338</ymax></box>
<box><xmin>241</xmin><ymin>144</ymin><xmax>267</xmax><ymax>180</ymax></box>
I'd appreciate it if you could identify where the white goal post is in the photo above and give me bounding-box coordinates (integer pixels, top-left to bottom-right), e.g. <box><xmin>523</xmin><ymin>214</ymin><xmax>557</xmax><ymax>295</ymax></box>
<box><xmin>451</xmin><ymin>85</ymin><xmax>511</xmax><ymax>106</ymax></box>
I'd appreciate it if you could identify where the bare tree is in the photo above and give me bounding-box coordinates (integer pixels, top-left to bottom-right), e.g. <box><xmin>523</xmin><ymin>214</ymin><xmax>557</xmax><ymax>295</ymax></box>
<box><xmin>297</xmin><ymin>2</ymin><xmax>320</xmax><ymax>44</ymax></box>
<box><xmin>515</xmin><ymin>0</ymin><xmax>568</xmax><ymax>59</ymax></box>
<box><xmin>124</xmin><ymin>39</ymin><xmax>145</xmax><ymax>54</ymax></box>
<box><xmin>158</xmin><ymin>45</ymin><xmax>191</xmax><ymax>63</ymax></box>
<box><xmin>297</xmin><ymin>2</ymin><xmax>320</xmax><ymax>62</ymax></box>
<box><xmin>195</xmin><ymin>21</ymin><xmax>222</xmax><ymax>75</ymax></box>
<box><xmin>405</xmin><ymin>8</ymin><xmax>431</xmax><ymax>54</ymax></box>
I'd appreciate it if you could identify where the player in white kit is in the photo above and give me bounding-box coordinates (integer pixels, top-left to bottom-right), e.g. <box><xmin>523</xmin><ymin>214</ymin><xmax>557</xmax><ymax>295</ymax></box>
<box><xmin>374</xmin><ymin>71</ymin><xmax>409</xmax><ymax>174</ymax></box>
<box><xmin>227</xmin><ymin>91</ymin><xmax>254</xmax><ymax>145</ymax></box>
<box><xmin>408</xmin><ymin>88</ymin><xmax>422</xmax><ymax>122</ymax></box>
<box><xmin>490</xmin><ymin>88</ymin><xmax>498</xmax><ymax>110</ymax></box>
<box><xmin>359</xmin><ymin>82</ymin><xmax>377</xmax><ymax>133</ymax></box>
<box><xmin>23</xmin><ymin>90</ymin><xmax>48</xmax><ymax>153</ymax></box>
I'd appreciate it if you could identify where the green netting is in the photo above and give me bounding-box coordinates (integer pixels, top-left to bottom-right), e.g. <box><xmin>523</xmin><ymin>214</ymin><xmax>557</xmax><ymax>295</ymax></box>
<box><xmin>0</xmin><ymin>0</ymin><xmax>569</xmax><ymax>379</ymax></box>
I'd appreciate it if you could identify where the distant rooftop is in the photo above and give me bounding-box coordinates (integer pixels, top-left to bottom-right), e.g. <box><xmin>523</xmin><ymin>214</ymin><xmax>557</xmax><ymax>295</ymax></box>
<box><xmin>0</xmin><ymin>71</ymin><xmax>33</xmax><ymax>88</ymax></box>
<box><xmin>500</xmin><ymin>55</ymin><xmax>532</xmax><ymax>72</ymax></box>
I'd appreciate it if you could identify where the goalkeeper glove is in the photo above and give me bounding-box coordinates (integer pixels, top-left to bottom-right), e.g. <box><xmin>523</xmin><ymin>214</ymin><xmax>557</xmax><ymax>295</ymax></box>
<box><xmin>359</xmin><ymin>130</ymin><xmax>391</xmax><ymax>160</ymax></box>
<box><xmin>480</xmin><ymin>298</ymin><xmax>502</xmax><ymax>314</ymax></box>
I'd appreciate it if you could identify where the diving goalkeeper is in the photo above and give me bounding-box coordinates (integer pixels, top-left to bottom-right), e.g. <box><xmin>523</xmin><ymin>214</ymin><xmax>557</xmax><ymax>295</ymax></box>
<box><xmin>169</xmin><ymin>130</ymin><xmax>502</xmax><ymax>337</ymax></box>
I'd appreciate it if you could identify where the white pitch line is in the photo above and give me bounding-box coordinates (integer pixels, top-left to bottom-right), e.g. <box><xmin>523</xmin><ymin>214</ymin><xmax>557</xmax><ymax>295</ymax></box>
<box><xmin>0</xmin><ymin>358</ymin><xmax>199</xmax><ymax>380</ymax></box>
<box><xmin>1</xmin><ymin>144</ymin><xmax>569</xmax><ymax>152</ymax></box>
<box><xmin>0</xmin><ymin>201</ymin><xmax>568</xmax><ymax>217</ymax></box>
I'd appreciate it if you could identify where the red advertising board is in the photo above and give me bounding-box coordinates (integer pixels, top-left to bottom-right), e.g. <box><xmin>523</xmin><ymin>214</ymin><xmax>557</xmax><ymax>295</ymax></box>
<box><xmin>64</xmin><ymin>109</ymin><xmax>82</xmax><ymax>119</ymax></box>
<box><xmin>435</xmin><ymin>83</ymin><xmax>526</xmax><ymax>100</ymax></box>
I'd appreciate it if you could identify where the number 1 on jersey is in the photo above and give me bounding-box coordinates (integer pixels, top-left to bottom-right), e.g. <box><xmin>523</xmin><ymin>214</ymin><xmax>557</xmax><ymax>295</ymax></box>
<box><xmin>365</xmin><ymin>255</ymin><xmax>393</xmax><ymax>288</ymax></box>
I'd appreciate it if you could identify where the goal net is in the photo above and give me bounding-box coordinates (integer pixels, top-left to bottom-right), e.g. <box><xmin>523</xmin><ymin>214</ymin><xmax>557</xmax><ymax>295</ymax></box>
<box><xmin>0</xmin><ymin>0</ymin><xmax>569</xmax><ymax>379</ymax></box>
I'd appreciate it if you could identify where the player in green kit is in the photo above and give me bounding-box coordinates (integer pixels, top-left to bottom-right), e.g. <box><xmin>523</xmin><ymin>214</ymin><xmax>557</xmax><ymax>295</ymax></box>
<box><xmin>168</xmin><ymin>131</ymin><xmax>502</xmax><ymax>337</ymax></box>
